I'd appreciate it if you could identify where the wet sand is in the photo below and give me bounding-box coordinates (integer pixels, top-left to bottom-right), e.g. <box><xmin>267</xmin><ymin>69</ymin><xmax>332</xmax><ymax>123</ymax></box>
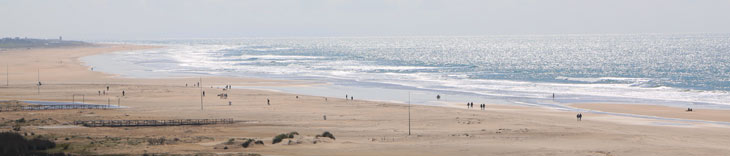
<box><xmin>571</xmin><ymin>103</ymin><xmax>730</xmax><ymax>123</ymax></box>
<box><xmin>1</xmin><ymin>44</ymin><xmax>730</xmax><ymax>155</ymax></box>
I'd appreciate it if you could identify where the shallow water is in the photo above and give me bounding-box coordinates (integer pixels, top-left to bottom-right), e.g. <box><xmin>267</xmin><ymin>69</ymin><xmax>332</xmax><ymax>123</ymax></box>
<box><xmin>83</xmin><ymin>34</ymin><xmax>730</xmax><ymax>110</ymax></box>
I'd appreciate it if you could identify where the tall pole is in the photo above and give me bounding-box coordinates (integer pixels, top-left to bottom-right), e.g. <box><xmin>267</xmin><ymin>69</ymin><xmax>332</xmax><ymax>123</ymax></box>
<box><xmin>200</xmin><ymin>77</ymin><xmax>203</xmax><ymax>110</ymax></box>
<box><xmin>408</xmin><ymin>92</ymin><xmax>411</xmax><ymax>136</ymax></box>
<box><xmin>37</xmin><ymin>68</ymin><xmax>40</xmax><ymax>95</ymax></box>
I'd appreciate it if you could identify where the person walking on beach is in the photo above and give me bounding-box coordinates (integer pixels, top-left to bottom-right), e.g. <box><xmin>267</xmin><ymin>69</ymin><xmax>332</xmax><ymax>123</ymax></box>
<box><xmin>576</xmin><ymin>113</ymin><xmax>582</xmax><ymax>121</ymax></box>
<box><xmin>202</xmin><ymin>91</ymin><xmax>205</xmax><ymax>96</ymax></box>
<box><xmin>351</xmin><ymin>96</ymin><xmax>354</xmax><ymax>100</ymax></box>
<box><xmin>346</xmin><ymin>94</ymin><xmax>348</xmax><ymax>99</ymax></box>
<box><xmin>98</xmin><ymin>91</ymin><xmax>101</xmax><ymax>96</ymax></box>
<box><xmin>436</xmin><ymin>95</ymin><xmax>441</xmax><ymax>100</ymax></box>
<box><xmin>267</xmin><ymin>98</ymin><xmax>270</xmax><ymax>105</ymax></box>
<box><xmin>229</xmin><ymin>101</ymin><xmax>232</xmax><ymax>106</ymax></box>
<box><xmin>106</xmin><ymin>86</ymin><xmax>109</xmax><ymax>91</ymax></box>
<box><xmin>122</xmin><ymin>90</ymin><xmax>125</xmax><ymax>96</ymax></box>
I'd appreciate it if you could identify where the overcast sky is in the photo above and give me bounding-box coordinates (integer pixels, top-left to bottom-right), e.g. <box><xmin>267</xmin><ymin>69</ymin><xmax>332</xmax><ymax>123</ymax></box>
<box><xmin>2</xmin><ymin>0</ymin><xmax>730</xmax><ymax>40</ymax></box>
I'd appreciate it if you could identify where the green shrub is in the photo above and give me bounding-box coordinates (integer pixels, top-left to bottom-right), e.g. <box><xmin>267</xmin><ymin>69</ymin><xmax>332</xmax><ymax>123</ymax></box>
<box><xmin>242</xmin><ymin>139</ymin><xmax>264</xmax><ymax>148</ymax></box>
<box><xmin>241</xmin><ymin>139</ymin><xmax>253</xmax><ymax>148</ymax></box>
<box><xmin>146</xmin><ymin>137</ymin><xmax>166</xmax><ymax>145</ymax></box>
<box><xmin>287</xmin><ymin>132</ymin><xmax>299</xmax><ymax>138</ymax></box>
<box><xmin>316</xmin><ymin>131</ymin><xmax>335</xmax><ymax>140</ymax></box>
<box><xmin>272</xmin><ymin>134</ymin><xmax>289</xmax><ymax>144</ymax></box>
<box><xmin>0</xmin><ymin>132</ymin><xmax>59</xmax><ymax>155</ymax></box>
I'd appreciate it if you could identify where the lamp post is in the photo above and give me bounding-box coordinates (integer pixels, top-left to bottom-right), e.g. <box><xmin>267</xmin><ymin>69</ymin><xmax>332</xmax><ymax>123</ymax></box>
<box><xmin>200</xmin><ymin>77</ymin><xmax>203</xmax><ymax>110</ymax></box>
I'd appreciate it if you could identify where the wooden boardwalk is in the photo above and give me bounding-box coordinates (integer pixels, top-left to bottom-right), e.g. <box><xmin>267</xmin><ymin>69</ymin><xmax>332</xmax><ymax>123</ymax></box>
<box><xmin>0</xmin><ymin>104</ymin><xmax>116</xmax><ymax>112</ymax></box>
<box><xmin>73</xmin><ymin>118</ymin><xmax>234</xmax><ymax>127</ymax></box>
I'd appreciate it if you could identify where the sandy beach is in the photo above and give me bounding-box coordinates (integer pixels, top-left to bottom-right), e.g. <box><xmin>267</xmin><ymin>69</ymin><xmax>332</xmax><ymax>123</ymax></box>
<box><xmin>2</xmin><ymin>44</ymin><xmax>730</xmax><ymax>155</ymax></box>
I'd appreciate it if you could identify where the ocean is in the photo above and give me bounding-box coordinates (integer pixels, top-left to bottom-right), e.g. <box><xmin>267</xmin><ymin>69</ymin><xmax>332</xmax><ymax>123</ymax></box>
<box><xmin>82</xmin><ymin>33</ymin><xmax>730</xmax><ymax>109</ymax></box>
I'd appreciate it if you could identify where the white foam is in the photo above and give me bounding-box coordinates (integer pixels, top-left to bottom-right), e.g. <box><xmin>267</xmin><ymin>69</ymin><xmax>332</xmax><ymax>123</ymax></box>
<box><xmin>85</xmin><ymin>43</ymin><xmax>730</xmax><ymax>108</ymax></box>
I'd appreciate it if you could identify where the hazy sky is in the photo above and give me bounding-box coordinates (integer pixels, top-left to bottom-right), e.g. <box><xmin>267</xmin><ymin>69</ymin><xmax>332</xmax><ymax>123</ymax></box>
<box><xmin>2</xmin><ymin>0</ymin><xmax>730</xmax><ymax>40</ymax></box>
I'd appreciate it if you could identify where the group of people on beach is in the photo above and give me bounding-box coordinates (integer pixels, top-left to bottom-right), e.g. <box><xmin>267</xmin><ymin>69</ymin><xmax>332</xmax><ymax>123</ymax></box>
<box><xmin>96</xmin><ymin>85</ymin><xmax>123</xmax><ymax>97</ymax></box>
<box><xmin>466</xmin><ymin>102</ymin><xmax>486</xmax><ymax>110</ymax></box>
<box><xmin>186</xmin><ymin>82</ymin><xmax>201</xmax><ymax>87</ymax></box>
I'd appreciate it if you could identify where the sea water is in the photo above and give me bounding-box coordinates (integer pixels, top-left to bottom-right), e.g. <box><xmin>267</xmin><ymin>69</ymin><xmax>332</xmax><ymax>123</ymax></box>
<box><xmin>82</xmin><ymin>34</ymin><xmax>730</xmax><ymax>109</ymax></box>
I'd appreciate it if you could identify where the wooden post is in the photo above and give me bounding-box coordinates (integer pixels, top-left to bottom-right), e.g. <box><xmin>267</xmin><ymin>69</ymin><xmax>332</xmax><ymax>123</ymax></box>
<box><xmin>200</xmin><ymin>77</ymin><xmax>203</xmax><ymax>110</ymax></box>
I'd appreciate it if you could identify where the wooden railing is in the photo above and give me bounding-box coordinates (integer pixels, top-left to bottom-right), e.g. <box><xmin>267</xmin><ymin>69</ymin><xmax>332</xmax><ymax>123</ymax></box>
<box><xmin>73</xmin><ymin>118</ymin><xmax>234</xmax><ymax>127</ymax></box>
<box><xmin>0</xmin><ymin>104</ymin><xmax>117</xmax><ymax>112</ymax></box>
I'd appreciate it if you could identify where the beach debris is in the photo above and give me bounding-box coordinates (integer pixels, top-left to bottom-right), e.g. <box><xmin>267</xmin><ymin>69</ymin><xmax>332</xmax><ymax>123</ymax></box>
<box><xmin>217</xmin><ymin>93</ymin><xmax>228</xmax><ymax>99</ymax></box>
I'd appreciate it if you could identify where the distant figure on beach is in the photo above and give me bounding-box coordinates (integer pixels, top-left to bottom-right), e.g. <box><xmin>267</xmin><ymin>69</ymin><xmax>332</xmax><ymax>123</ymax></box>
<box><xmin>103</xmin><ymin>90</ymin><xmax>106</xmax><ymax>95</ymax></box>
<box><xmin>106</xmin><ymin>86</ymin><xmax>109</xmax><ymax>91</ymax></box>
<box><xmin>351</xmin><ymin>96</ymin><xmax>354</xmax><ymax>100</ymax></box>
<box><xmin>202</xmin><ymin>91</ymin><xmax>205</xmax><ymax>96</ymax></box>
<box><xmin>436</xmin><ymin>95</ymin><xmax>441</xmax><ymax>100</ymax></box>
<box><xmin>186</xmin><ymin>83</ymin><xmax>188</xmax><ymax>87</ymax></box>
<box><xmin>38</xmin><ymin>81</ymin><xmax>42</xmax><ymax>86</ymax></box>
<box><xmin>686</xmin><ymin>108</ymin><xmax>693</xmax><ymax>112</ymax></box>
<box><xmin>467</xmin><ymin>102</ymin><xmax>470</xmax><ymax>109</ymax></box>
<box><xmin>98</xmin><ymin>91</ymin><xmax>101</xmax><ymax>96</ymax></box>
<box><xmin>296</xmin><ymin>96</ymin><xmax>299</xmax><ymax>99</ymax></box>
<box><xmin>323</xmin><ymin>114</ymin><xmax>327</xmax><ymax>120</ymax></box>
<box><xmin>346</xmin><ymin>94</ymin><xmax>348</xmax><ymax>99</ymax></box>
<box><xmin>481</xmin><ymin>104</ymin><xmax>485</xmax><ymax>110</ymax></box>
<box><xmin>91</xmin><ymin>67</ymin><xmax>94</xmax><ymax>71</ymax></box>
<box><xmin>576</xmin><ymin>113</ymin><xmax>582</xmax><ymax>121</ymax></box>
<box><xmin>325</xmin><ymin>97</ymin><xmax>328</xmax><ymax>101</ymax></box>
<box><xmin>229</xmin><ymin>101</ymin><xmax>232</xmax><ymax>106</ymax></box>
<box><xmin>122</xmin><ymin>90</ymin><xmax>125</xmax><ymax>96</ymax></box>
<box><xmin>552</xmin><ymin>93</ymin><xmax>555</xmax><ymax>99</ymax></box>
<box><xmin>267</xmin><ymin>98</ymin><xmax>270</xmax><ymax>105</ymax></box>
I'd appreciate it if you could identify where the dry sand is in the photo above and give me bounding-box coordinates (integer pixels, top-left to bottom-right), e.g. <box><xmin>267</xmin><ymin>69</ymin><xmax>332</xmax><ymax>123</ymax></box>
<box><xmin>2</xmin><ymin>44</ymin><xmax>730</xmax><ymax>155</ymax></box>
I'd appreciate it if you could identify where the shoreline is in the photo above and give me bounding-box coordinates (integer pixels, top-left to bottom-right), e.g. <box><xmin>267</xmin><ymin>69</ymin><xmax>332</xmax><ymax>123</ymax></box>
<box><xmin>9</xmin><ymin>43</ymin><xmax>730</xmax><ymax>124</ymax></box>
<box><xmin>2</xmin><ymin>44</ymin><xmax>730</xmax><ymax>155</ymax></box>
